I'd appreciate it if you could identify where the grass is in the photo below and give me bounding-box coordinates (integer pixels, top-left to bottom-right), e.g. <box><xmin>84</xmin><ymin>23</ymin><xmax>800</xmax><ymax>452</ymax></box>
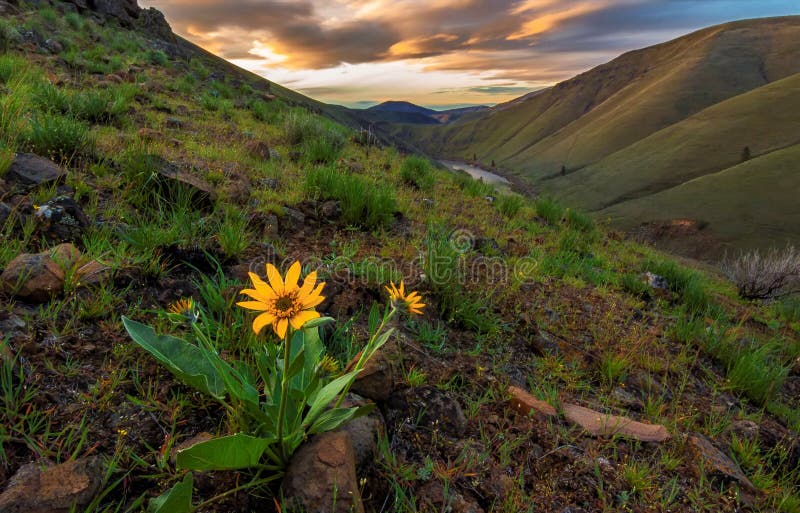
<box><xmin>400</xmin><ymin>156</ymin><xmax>434</xmax><ymax>191</ymax></box>
<box><xmin>305</xmin><ymin>166</ymin><xmax>397</xmax><ymax>230</ymax></box>
<box><xmin>21</xmin><ymin>112</ymin><xmax>93</xmax><ymax>161</ymax></box>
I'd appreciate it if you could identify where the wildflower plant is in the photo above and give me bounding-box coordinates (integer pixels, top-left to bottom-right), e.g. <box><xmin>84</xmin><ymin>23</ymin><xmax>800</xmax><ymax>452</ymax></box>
<box><xmin>121</xmin><ymin>261</ymin><xmax>423</xmax><ymax>511</ymax></box>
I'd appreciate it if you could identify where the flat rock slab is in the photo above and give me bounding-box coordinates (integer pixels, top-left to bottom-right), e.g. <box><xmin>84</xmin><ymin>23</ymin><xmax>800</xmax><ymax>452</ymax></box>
<box><xmin>283</xmin><ymin>432</ymin><xmax>364</xmax><ymax>513</ymax></box>
<box><xmin>6</xmin><ymin>153</ymin><xmax>66</xmax><ymax>187</ymax></box>
<box><xmin>688</xmin><ymin>434</ymin><xmax>755</xmax><ymax>492</ymax></box>
<box><xmin>563</xmin><ymin>403</ymin><xmax>671</xmax><ymax>442</ymax></box>
<box><xmin>0</xmin><ymin>457</ymin><xmax>104</xmax><ymax>513</ymax></box>
<box><xmin>508</xmin><ymin>386</ymin><xmax>558</xmax><ymax>419</ymax></box>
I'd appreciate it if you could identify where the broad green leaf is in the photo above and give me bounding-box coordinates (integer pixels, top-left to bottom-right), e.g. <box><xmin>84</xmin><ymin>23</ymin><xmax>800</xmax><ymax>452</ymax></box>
<box><xmin>122</xmin><ymin>317</ymin><xmax>225</xmax><ymax>399</ymax></box>
<box><xmin>303</xmin><ymin>371</ymin><xmax>359</xmax><ymax>428</ymax></box>
<box><xmin>176</xmin><ymin>433</ymin><xmax>275</xmax><ymax>471</ymax></box>
<box><xmin>368</xmin><ymin>302</ymin><xmax>380</xmax><ymax>333</ymax></box>
<box><xmin>303</xmin><ymin>316</ymin><xmax>334</xmax><ymax>329</ymax></box>
<box><xmin>148</xmin><ymin>473</ymin><xmax>193</xmax><ymax>513</ymax></box>
<box><xmin>309</xmin><ymin>405</ymin><xmax>374</xmax><ymax>434</ymax></box>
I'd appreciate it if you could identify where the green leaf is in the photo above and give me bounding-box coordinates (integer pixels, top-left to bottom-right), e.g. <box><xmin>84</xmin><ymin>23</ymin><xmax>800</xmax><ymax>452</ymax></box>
<box><xmin>176</xmin><ymin>433</ymin><xmax>276</xmax><ymax>471</ymax></box>
<box><xmin>148</xmin><ymin>473</ymin><xmax>193</xmax><ymax>513</ymax></box>
<box><xmin>122</xmin><ymin>317</ymin><xmax>225</xmax><ymax>399</ymax></box>
<box><xmin>368</xmin><ymin>302</ymin><xmax>381</xmax><ymax>333</ymax></box>
<box><xmin>308</xmin><ymin>405</ymin><xmax>373</xmax><ymax>434</ymax></box>
<box><xmin>302</xmin><ymin>316</ymin><xmax>335</xmax><ymax>329</ymax></box>
<box><xmin>302</xmin><ymin>371</ymin><xmax>359</xmax><ymax>428</ymax></box>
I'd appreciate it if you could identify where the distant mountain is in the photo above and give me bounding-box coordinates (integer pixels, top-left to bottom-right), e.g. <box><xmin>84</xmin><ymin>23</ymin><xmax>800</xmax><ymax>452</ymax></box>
<box><xmin>391</xmin><ymin>16</ymin><xmax>800</xmax><ymax>252</ymax></box>
<box><xmin>349</xmin><ymin>101</ymin><xmax>490</xmax><ymax>127</ymax></box>
<box><xmin>368</xmin><ymin>101</ymin><xmax>438</xmax><ymax>116</ymax></box>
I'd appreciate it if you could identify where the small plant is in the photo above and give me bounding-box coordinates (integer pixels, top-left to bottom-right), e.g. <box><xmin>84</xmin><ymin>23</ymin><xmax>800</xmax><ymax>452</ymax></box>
<box><xmin>405</xmin><ymin>366</ymin><xmax>427</xmax><ymax>387</ymax></box>
<box><xmin>400</xmin><ymin>156</ymin><xmax>434</xmax><ymax>191</ymax></box>
<box><xmin>535</xmin><ymin>197</ymin><xmax>564</xmax><ymax>226</ymax></box>
<box><xmin>723</xmin><ymin>246</ymin><xmax>800</xmax><ymax>300</ymax></box>
<box><xmin>123</xmin><ymin>262</ymin><xmax>424</xmax><ymax>511</ymax></box>
<box><xmin>22</xmin><ymin>112</ymin><xmax>92</xmax><ymax>161</ymax></box>
<box><xmin>0</xmin><ymin>19</ymin><xmax>21</xmax><ymax>52</ymax></box>
<box><xmin>564</xmin><ymin>208</ymin><xmax>594</xmax><ymax>232</ymax></box>
<box><xmin>250</xmin><ymin>98</ymin><xmax>285</xmax><ymax>123</ymax></box>
<box><xmin>215</xmin><ymin>207</ymin><xmax>252</xmax><ymax>260</ymax></box>
<box><xmin>64</xmin><ymin>12</ymin><xmax>84</xmax><ymax>31</ymax></box>
<box><xmin>147</xmin><ymin>49</ymin><xmax>169</xmax><ymax>66</ymax></box>
<box><xmin>303</xmin><ymin>132</ymin><xmax>344</xmax><ymax>164</ymax></box>
<box><xmin>495</xmin><ymin>194</ymin><xmax>525</xmax><ymax>218</ymax></box>
<box><xmin>305</xmin><ymin>166</ymin><xmax>397</xmax><ymax>230</ymax></box>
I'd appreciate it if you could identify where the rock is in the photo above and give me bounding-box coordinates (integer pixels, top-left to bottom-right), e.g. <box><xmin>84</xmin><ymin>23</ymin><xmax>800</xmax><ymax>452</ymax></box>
<box><xmin>625</xmin><ymin>370</ymin><xmax>672</xmax><ymax>401</ymax></box>
<box><xmin>88</xmin><ymin>0</ymin><xmax>140</xmax><ymax>26</ymax></box>
<box><xmin>43</xmin><ymin>38</ymin><xmax>63</xmax><ymax>53</ymax></box>
<box><xmin>258</xmin><ymin>177</ymin><xmax>280</xmax><ymax>190</ymax></box>
<box><xmin>335</xmin><ymin>394</ymin><xmax>384</xmax><ymax>470</ymax></box>
<box><xmin>244</xmin><ymin>140</ymin><xmax>271</xmax><ymax>160</ymax></box>
<box><xmin>0</xmin><ymin>244</ymin><xmax>81</xmax><ymax>302</ymax></box>
<box><xmin>611</xmin><ymin>387</ymin><xmax>644</xmax><ymax>411</ymax></box>
<box><xmin>346</xmin><ymin>342</ymin><xmax>397</xmax><ymax>402</ymax></box>
<box><xmin>0</xmin><ymin>202</ymin><xmax>10</xmax><ymax>227</ymax></box>
<box><xmin>508</xmin><ymin>386</ymin><xmax>557</xmax><ymax>420</ymax></box>
<box><xmin>387</xmin><ymin>386</ymin><xmax>467</xmax><ymax>438</ymax></box>
<box><xmin>5</xmin><ymin>153</ymin><xmax>66</xmax><ymax>188</ymax></box>
<box><xmin>319</xmin><ymin>200</ymin><xmax>341</xmax><ymax>221</ymax></box>
<box><xmin>34</xmin><ymin>196</ymin><xmax>90</xmax><ymax>243</ymax></box>
<box><xmin>688</xmin><ymin>434</ymin><xmax>756</xmax><ymax>492</ymax></box>
<box><xmin>137</xmin><ymin>128</ymin><xmax>163</xmax><ymax>141</ymax></box>
<box><xmin>136</xmin><ymin>7</ymin><xmax>176</xmax><ymax>42</ymax></box>
<box><xmin>0</xmin><ymin>457</ymin><xmax>104</xmax><ymax>513</ymax></box>
<box><xmin>644</xmin><ymin>272</ymin><xmax>669</xmax><ymax>290</ymax></box>
<box><xmin>280</xmin><ymin>207</ymin><xmax>305</xmax><ymax>234</ymax></box>
<box><xmin>146</xmin><ymin>155</ymin><xmax>217</xmax><ymax>212</ymax></box>
<box><xmin>418</xmin><ymin>480</ymin><xmax>484</xmax><ymax>513</ymax></box>
<box><xmin>74</xmin><ymin>260</ymin><xmax>112</xmax><ymax>287</ymax></box>
<box><xmin>164</xmin><ymin>117</ymin><xmax>183</xmax><ymax>129</ymax></box>
<box><xmin>727</xmin><ymin>420</ymin><xmax>760</xmax><ymax>443</ymax></box>
<box><xmin>562</xmin><ymin>403</ymin><xmax>671</xmax><ymax>442</ymax></box>
<box><xmin>282</xmin><ymin>432</ymin><xmax>364</xmax><ymax>513</ymax></box>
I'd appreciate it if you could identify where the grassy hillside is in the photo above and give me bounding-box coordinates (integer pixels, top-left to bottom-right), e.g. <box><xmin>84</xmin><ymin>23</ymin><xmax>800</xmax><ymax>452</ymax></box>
<box><xmin>393</xmin><ymin>16</ymin><xmax>800</xmax><ymax>252</ymax></box>
<box><xmin>0</xmin><ymin>3</ymin><xmax>798</xmax><ymax>513</ymax></box>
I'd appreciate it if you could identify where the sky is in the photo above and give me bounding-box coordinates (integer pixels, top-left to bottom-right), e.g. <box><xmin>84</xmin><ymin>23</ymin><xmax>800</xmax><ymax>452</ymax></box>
<box><xmin>140</xmin><ymin>0</ymin><xmax>799</xmax><ymax>109</ymax></box>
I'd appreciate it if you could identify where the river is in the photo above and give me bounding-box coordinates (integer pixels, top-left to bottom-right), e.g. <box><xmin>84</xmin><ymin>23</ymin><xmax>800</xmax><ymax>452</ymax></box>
<box><xmin>439</xmin><ymin>160</ymin><xmax>511</xmax><ymax>186</ymax></box>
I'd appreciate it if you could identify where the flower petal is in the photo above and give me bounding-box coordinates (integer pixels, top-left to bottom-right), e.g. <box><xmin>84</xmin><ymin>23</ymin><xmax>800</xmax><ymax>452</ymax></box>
<box><xmin>284</xmin><ymin>261</ymin><xmax>301</xmax><ymax>292</ymax></box>
<box><xmin>289</xmin><ymin>309</ymin><xmax>320</xmax><ymax>330</ymax></box>
<box><xmin>240</xmin><ymin>288</ymin><xmax>275</xmax><ymax>303</ymax></box>
<box><xmin>301</xmin><ymin>283</ymin><xmax>326</xmax><ymax>308</ymax></box>
<box><xmin>252</xmin><ymin>312</ymin><xmax>276</xmax><ymax>335</ymax></box>
<box><xmin>276</xmin><ymin>318</ymin><xmax>289</xmax><ymax>338</ymax></box>
<box><xmin>298</xmin><ymin>271</ymin><xmax>318</xmax><ymax>298</ymax></box>
<box><xmin>266</xmin><ymin>263</ymin><xmax>284</xmax><ymax>294</ymax></box>
<box><xmin>236</xmin><ymin>300</ymin><xmax>268</xmax><ymax>311</ymax></box>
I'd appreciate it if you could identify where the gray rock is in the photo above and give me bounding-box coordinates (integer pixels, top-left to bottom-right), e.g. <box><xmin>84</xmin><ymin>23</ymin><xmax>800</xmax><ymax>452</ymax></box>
<box><xmin>335</xmin><ymin>394</ymin><xmax>385</xmax><ymax>470</ymax></box>
<box><xmin>688</xmin><ymin>434</ymin><xmax>755</xmax><ymax>492</ymax></box>
<box><xmin>280</xmin><ymin>207</ymin><xmax>305</xmax><ymax>234</ymax></box>
<box><xmin>319</xmin><ymin>200</ymin><xmax>341</xmax><ymax>221</ymax></box>
<box><xmin>5</xmin><ymin>154</ymin><xmax>66</xmax><ymax>188</ymax></box>
<box><xmin>34</xmin><ymin>196</ymin><xmax>90</xmax><ymax>243</ymax></box>
<box><xmin>0</xmin><ymin>202</ymin><xmax>10</xmax><ymax>227</ymax></box>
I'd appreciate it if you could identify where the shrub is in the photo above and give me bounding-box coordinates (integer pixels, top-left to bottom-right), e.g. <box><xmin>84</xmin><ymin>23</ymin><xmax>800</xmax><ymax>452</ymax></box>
<box><xmin>305</xmin><ymin>166</ymin><xmax>397</xmax><ymax>230</ymax></box>
<box><xmin>22</xmin><ymin>112</ymin><xmax>92</xmax><ymax>161</ymax></box>
<box><xmin>723</xmin><ymin>246</ymin><xmax>800</xmax><ymax>300</ymax></box>
<box><xmin>147</xmin><ymin>49</ymin><xmax>168</xmax><ymax>66</ymax></box>
<box><xmin>535</xmin><ymin>197</ymin><xmax>564</xmax><ymax>226</ymax></box>
<box><xmin>495</xmin><ymin>194</ymin><xmax>525</xmax><ymax>218</ymax></box>
<box><xmin>284</xmin><ymin>110</ymin><xmax>334</xmax><ymax>145</ymax></box>
<box><xmin>400</xmin><ymin>156</ymin><xmax>434</xmax><ymax>191</ymax></box>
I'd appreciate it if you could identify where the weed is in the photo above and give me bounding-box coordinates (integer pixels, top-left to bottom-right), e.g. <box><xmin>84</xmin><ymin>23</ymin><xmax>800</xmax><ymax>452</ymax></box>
<box><xmin>535</xmin><ymin>197</ymin><xmax>564</xmax><ymax>226</ymax></box>
<box><xmin>215</xmin><ymin>207</ymin><xmax>252</xmax><ymax>260</ymax></box>
<box><xmin>22</xmin><ymin>112</ymin><xmax>93</xmax><ymax>161</ymax></box>
<box><xmin>407</xmin><ymin>319</ymin><xmax>447</xmax><ymax>352</ymax></box>
<box><xmin>305</xmin><ymin>166</ymin><xmax>397</xmax><ymax>230</ymax></box>
<box><xmin>621</xmin><ymin>272</ymin><xmax>651</xmax><ymax>299</ymax></box>
<box><xmin>727</xmin><ymin>341</ymin><xmax>789</xmax><ymax>405</ymax></box>
<box><xmin>405</xmin><ymin>366</ymin><xmax>427</xmax><ymax>386</ymax></box>
<box><xmin>0</xmin><ymin>55</ymin><xmax>26</xmax><ymax>83</ymax></box>
<box><xmin>400</xmin><ymin>156</ymin><xmax>434</xmax><ymax>191</ymax></box>
<box><xmin>564</xmin><ymin>208</ymin><xmax>595</xmax><ymax>232</ymax></box>
<box><xmin>495</xmin><ymin>194</ymin><xmax>525</xmax><ymax>218</ymax></box>
<box><xmin>250</xmin><ymin>98</ymin><xmax>285</xmax><ymax>123</ymax></box>
<box><xmin>645</xmin><ymin>257</ymin><xmax>711</xmax><ymax>314</ymax></box>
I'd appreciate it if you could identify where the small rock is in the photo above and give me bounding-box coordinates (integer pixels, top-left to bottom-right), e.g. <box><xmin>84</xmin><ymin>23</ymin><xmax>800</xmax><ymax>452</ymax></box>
<box><xmin>43</xmin><ymin>38</ymin><xmax>63</xmax><ymax>53</ymax></box>
<box><xmin>335</xmin><ymin>394</ymin><xmax>385</xmax><ymax>470</ymax></box>
<box><xmin>644</xmin><ymin>272</ymin><xmax>669</xmax><ymax>290</ymax></box>
<box><xmin>282</xmin><ymin>432</ymin><xmax>364</xmax><ymax>513</ymax></box>
<box><xmin>387</xmin><ymin>386</ymin><xmax>467</xmax><ymax>437</ymax></box>
<box><xmin>258</xmin><ymin>177</ymin><xmax>280</xmax><ymax>190</ymax></box>
<box><xmin>347</xmin><ymin>342</ymin><xmax>398</xmax><ymax>402</ymax></box>
<box><xmin>563</xmin><ymin>403</ymin><xmax>671</xmax><ymax>442</ymax></box>
<box><xmin>164</xmin><ymin>117</ymin><xmax>183</xmax><ymax>129</ymax></box>
<box><xmin>137</xmin><ymin>128</ymin><xmax>163</xmax><ymax>141</ymax></box>
<box><xmin>244</xmin><ymin>140</ymin><xmax>271</xmax><ymax>160</ymax></box>
<box><xmin>319</xmin><ymin>200</ymin><xmax>341</xmax><ymax>221</ymax></box>
<box><xmin>727</xmin><ymin>420</ymin><xmax>760</xmax><ymax>443</ymax></box>
<box><xmin>0</xmin><ymin>243</ymin><xmax>81</xmax><ymax>302</ymax></box>
<box><xmin>34</xmin><ymin>195</ymin><xmax>90</xmax><ymax>243</ymax></box>
<box><xmin>508</xmin><ymin>385</ymin><xmax>557</xmax><ymax>420</ymax></box>
<box><xmin>418</xmin><ymin>480</ymin><xmax>484</xmax><ymax>513</ymax></box>
<box><xmin>0</xmin><ymin>202</ymin><xmax>11</xmax><ymax>227</ymax></box>
<box><xmin>280</xmin><ymin>207</ymin><xmax>305</xmax><ymax>234</ymax></box>
<box><xmin>147</xmin><ymin>155</ymin><xmax>217</xmax><ymax>212</ymax></box>
<box><xmin>688</xmin><ymin>434</ymin><xmax>755</xmax><ymax>492</ymax></box>
<box><xmin>0</xmin><ymin>457</ymin><xmax>104</xmax><ymax>513</ymax></box>
<box><xmin>611</xmin><ymin>387</ymin><xmax>644</xmax><ymax>411</ymax></box>
<box><xmin>75</xmin><ymin>260</ymin><xmax>112</xmax><ymax>287</ymax></box>
<box><xmin>5</xmin><ymin>153</ymin><xmax>66</xmax><ymax>188</ymax></box>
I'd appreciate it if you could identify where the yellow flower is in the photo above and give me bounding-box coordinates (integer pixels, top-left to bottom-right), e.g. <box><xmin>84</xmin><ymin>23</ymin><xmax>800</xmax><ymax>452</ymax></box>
<box><xmin>237</xmin><ymin>261</ymin><xmax>325</xmax><ymax>338</ymax></box>
<box><xmin>318</xmin><ymin>354</ymin><xmax>340</xmax><ymax>374</ymax></box>
<box><xmin>167</xmin><ymin>298</ymin><xmax>199</xmax><ymax>323</ymax></box>
<box><xmin>385</xmin><ymin>281</ymin><xmax>425</xmax><ymax>315</ymax></box>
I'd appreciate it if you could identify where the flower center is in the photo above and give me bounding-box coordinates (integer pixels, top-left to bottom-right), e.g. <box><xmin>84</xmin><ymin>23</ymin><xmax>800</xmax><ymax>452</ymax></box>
<box><xmin>273</xmin><ymin>292</ymin><xmax>300</xmax><ymax>318</ymax></box>
<box><xmin>275</xmin><ymin>296</ymin><xmax>294</xmax><ymax>311</ymax></box>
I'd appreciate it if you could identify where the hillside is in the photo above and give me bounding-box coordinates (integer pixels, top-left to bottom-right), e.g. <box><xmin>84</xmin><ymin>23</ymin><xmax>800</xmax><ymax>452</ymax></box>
<box><xmin>0</xmin><ymin>3</ymin><xmax>798</xmax><ymax>513</ymax></box>
<box><xmin>393</xmin><ymin>16</ymin><xmax>800</xmax><ymax>252</ymax></box>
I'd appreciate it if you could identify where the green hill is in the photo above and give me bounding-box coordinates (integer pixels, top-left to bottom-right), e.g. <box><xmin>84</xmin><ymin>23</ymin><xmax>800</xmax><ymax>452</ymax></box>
<box><xmin>394</xmin><ymin>16</ymin><xmax>800</xmax><ymax>251</ymax></box>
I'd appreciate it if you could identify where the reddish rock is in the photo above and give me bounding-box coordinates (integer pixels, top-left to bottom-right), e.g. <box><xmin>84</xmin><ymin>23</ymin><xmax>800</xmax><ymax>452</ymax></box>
<box><xmin>0</xmin><ymin>244</ymin><xmax>81</xmax><ymax>302</ymax></box>
<box><xmin>5</xmin><ymin>153</ymin><xmax>66</xmax><ymax>187</ymax></box>
<box><xmin>244</xmin><ymin>140</ymin><xmax>271</xmax><ymax>160</ymax></box>
<box><xmin>508</xmin><ymin>386</ymin><xmax>558</xmax><ymax>419</ymax></box>
<box><xmin>688</xmin><ymin>434</ymin><xmax>756</xmax><ymax>492</ymax></box>
<box><xmin>346</xmin><ymin>341</ymin><xmax>398</xmax><ymax>402</ymax></box>
<box><xmin>335</xmin><ymin>394</ymin><xmax>384</xmax><ymax>469</ymax></box>
<box><xmin>562</xmin><ymin>403</ymin><xmax>671</xmax><ymax>442</ymax></box>
<box><xmin>0</xmin><ymin>457</ymin><xmax>104</xmax><ymax>513</ymax></box>
<box><xmin>282</xmin><ymin>432</ymin><xmax>364</xmax><ymax>513</ymax></box>
<box><xmin>75</xmin><ymin>260</ymin><xmax>112</xmax><ymax>287</ymax></box>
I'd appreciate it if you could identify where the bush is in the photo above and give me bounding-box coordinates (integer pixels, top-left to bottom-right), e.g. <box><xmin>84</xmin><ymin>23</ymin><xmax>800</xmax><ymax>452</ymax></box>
<box><xmin>535</xmin><ymin>197</ymin><xmax>564</xmax><ymax>226</ymax></box>
<box><xmin>305</xmin><ymin>167</ymin><xmax>397</xmax><ymax>230</ymax></box>
<box><xmin>400</xmin><ymin>156</ymin><xmax>434</xmax><ymax>191</ymax></box>
<box><xmin>723</xmin><ymin>246</ymin><xmax>800</xmax><ymax>300</ymax></box>
<box><xmin>495</xmin><ymin>194</ymin><xmax>525</xmax><ymax>218</ymax></box>
<box><xmin>22</xmin><ymin>112</ymin><xmax>92</xmax><ymax>161</ymax></box>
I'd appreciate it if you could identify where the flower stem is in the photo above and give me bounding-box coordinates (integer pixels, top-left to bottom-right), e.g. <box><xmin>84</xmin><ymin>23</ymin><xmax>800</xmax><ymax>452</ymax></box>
<box><xmin>276</xmin><ymin>329</ymin><xmax>292</xmax><ymax>464</ymax></box>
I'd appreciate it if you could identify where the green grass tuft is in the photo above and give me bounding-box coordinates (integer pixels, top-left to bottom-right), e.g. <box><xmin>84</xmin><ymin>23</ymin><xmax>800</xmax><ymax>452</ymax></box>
<box><xmin>305</xmin><ymin>166</ymin><xmax>397</xmax><ymax>230</ymax></box>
